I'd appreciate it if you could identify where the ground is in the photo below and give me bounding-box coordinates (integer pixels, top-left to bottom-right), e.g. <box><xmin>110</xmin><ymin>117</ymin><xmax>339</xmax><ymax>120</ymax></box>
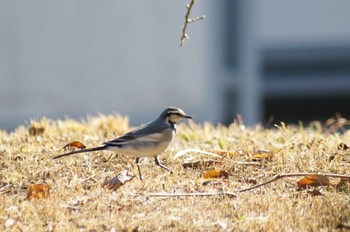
<box><xmin>0</xmin><ymin>114</ymin><xmax>349</xmax><ymax>231</ymax></box>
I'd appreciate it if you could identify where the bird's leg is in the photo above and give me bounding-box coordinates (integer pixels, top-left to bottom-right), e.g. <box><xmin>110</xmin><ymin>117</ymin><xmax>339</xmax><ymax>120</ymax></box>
<box><xmin>135</xmin><ymin>158</ymin><xmax>143</xmax><ymax>180</ymax></box>
<box><xmin>154</xmin><ymin>156</ymin><xmax>173</xmax><ymax>174</ymax></box>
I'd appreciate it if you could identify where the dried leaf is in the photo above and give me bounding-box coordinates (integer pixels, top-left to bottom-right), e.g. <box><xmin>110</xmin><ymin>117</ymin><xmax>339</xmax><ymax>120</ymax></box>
<box><xmin>251</xmin><ymin>149</ymin><xmax>273</xmax><ymax>161</ymax></box>
<box><xmin>102</xmin><ymin>169</ymin><xmax>134</xmax><ymax>191</ymax></box>
<box><xmin>183</xmin><ymin>159</ymin><xmax>221</xmax><ymax>169</ymax></box>
<box><xmin>63</xmin><ymin>141</ymin><xmax>86</xmax><ymax>150</ymax></box>
<box><xmin>26</xmin><ymin>183</ymin><xmax>50</xmax><ymax>200</ymax></box>
<box><xmin>337</xmin><ymin>143</ymin><xmax>349</xmax><ymax>150</ymax></box>
<box><xmin>203</xmin><ymin>169</ymin><xmax>229</xmax><ymax>179</ymax></box>
<box><xmin>339</xmin><ymin>177</ymin><xmax>350</xmax><ymax>182</ymax></box>
<box><xmin>297</xmin><ymin>175</ymin><xmax>330</xmax><ymax>188</ymax></box>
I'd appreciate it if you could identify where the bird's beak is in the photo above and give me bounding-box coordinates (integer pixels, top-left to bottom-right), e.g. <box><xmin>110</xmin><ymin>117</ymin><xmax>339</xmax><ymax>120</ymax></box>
<box><xmin>185</xmin><ymin>115</ymin><xmax>193</xmax><ymax>119</ymax></box>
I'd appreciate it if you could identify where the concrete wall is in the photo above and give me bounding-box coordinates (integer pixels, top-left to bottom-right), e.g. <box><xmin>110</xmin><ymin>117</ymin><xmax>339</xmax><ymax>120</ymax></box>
<box><xmin>0</xmin><ymin>1</ymin><xmax>211</xmax><ymax>130</ymax></box>
<box><xmin>2</xmin><ymin>0</ymin><xmax>350</xmax><ymax>130</ymax></box>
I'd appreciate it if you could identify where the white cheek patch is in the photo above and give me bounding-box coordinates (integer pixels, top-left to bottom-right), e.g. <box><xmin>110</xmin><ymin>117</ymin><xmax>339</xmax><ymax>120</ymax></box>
<box><xmin>169</xmin><ymin>114</ymin><xmax>183</xmax><ymax>123</ymax></box>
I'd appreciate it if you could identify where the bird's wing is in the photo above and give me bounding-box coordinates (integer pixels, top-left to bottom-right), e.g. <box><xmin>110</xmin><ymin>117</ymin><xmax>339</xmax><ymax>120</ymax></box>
<box><xmin>103</xmin><ymin>120</ymin><xmax>167</xmax><ymax>146</ymax></box>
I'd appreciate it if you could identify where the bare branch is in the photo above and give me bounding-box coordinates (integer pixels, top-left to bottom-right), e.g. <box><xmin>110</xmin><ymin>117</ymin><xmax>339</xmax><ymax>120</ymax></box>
<box><xmin>180</xmin><ymin>0</ymin><xmax>205</xmax><ymax>47</ymax></box>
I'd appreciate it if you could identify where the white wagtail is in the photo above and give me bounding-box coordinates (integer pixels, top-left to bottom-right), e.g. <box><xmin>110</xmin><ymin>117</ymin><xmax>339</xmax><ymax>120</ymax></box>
<box><xmin>53</xmin><ymin>107</ymin><xmax>193</xmax><ymax>179</ymax></box>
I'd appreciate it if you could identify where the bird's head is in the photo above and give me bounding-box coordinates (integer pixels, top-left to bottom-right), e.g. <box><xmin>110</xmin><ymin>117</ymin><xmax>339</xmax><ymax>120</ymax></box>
<box><xmin>160</xmin><ymin>107</ymin><xmax>193</xmax><ymax>124</ymax></box>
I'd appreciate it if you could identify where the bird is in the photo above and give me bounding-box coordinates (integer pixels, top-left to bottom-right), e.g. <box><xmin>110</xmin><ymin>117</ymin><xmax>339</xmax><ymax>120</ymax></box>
<box><xmin>53</xmin><ymin>107</ymin><xmax>193</xmax><ymax>179</ymax></box>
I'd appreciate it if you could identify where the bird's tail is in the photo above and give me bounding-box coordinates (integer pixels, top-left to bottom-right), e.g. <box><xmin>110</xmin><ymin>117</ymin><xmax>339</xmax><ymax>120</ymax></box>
<box><xmin>53</xmin><ymin>145</ymin><xmax>107</xmax><ymax>159</ymax></box>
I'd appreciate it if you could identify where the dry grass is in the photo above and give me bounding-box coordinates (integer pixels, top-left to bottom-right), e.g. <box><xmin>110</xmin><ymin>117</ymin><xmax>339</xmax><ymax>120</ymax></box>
<box><xmin>1</xmin><ymin>114</ymin><xmax>350</xmax><ymax>231</ymax></box>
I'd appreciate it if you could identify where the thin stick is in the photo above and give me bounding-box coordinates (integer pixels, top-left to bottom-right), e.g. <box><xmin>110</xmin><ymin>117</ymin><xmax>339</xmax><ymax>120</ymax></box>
<box><xmin>149</xmin><ymin>192</ymin><xmax>236</xmax><ymax>197</ymax></box>
<box><xmin>148</xmin><ymin>173</ymin><xmax>350</xmax><ymax>197</ymax></box>
<box><xmin>235</xmin><ymin>173</ymin><xmax>350</xmax><ymax>193</ymax></box>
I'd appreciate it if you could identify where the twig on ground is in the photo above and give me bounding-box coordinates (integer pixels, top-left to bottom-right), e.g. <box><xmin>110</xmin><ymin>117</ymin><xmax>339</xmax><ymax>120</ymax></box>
<box><xmin>180</xmin><ymin>0</ymin><xmax>205</xmax><ymax>47</ymax></box>
<box><xmin>235</xmin><ymin>173</ymin><xmax>350</xmax><ymax>193</ymax></box>
<box><xmin>148</xmin><ymin>173</ymin><xmax>350</xmax><ymax>198</ymax></box>
<box><xmin>148</xmin><ymin>191</ymin><xmax>236</xmax><ymax>198</ymax></box>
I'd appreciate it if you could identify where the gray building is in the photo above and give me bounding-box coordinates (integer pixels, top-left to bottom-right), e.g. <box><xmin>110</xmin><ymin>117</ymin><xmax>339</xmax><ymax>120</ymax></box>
<box><xmin>1</xmin><ymin>1</ymin><xmax>350</xmax><ymax>130</ymax></box>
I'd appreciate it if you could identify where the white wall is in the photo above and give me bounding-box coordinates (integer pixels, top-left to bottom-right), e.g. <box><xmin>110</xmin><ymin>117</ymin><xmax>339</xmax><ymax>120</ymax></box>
<box><xmin>0</xmin><ymin>1</ymin><xmax>211</xmax><ymax>130</ymax></box>
<box><xmin>258</xmin><ymin>0</ymin><xmax>350</xmax><ymax>46</ymax></box>
<box><xmin>2</xmin><ymin>1</ymin><xmax>350</xmax><ymax>130</ymax></box>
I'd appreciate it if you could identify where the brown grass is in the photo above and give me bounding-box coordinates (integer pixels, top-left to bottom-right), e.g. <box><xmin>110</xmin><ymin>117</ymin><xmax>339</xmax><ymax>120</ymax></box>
<box><xmin>1</xmin><ymin>114</ymin><xmax>350</xmax><ymax>231</ymax></box>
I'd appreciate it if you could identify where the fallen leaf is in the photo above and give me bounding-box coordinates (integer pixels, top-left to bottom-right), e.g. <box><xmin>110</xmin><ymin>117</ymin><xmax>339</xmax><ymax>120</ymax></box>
<box><xmin>251</xmin><ymin>149</ymin><xmax>273</xmax><ymax>161</ymax></box>
<box><xmin>63</xmin><ymin>141</ymin><xmax>86</xmax><ymax>150</ymax></box>
<box><xmin>183</xmin><ymin>159</ymin><xmax>221</xmax><ymax>169</ymax></box>
<box><xmin>297</xmin><ymin>175</ymin><xmax>330</xmax><ymax>188</ymax></box>
<box><xmin>102</xmin><ymin>169</ymin><xmax>134</xmax><ymax>191</ymax></box>
<box><xmin>26</xmin><ymin>183</ymin><xmax>50</xmax><ymax>200</ymax></box>
<box><xmin>337</xmin><ymin>143</ymin><xmax>349</xmax><ymax>150</ymax></box>
<box><xmin>203</xmin><ymin>169</ymin><xmax>229</xmax><ymax>179</ymax></box>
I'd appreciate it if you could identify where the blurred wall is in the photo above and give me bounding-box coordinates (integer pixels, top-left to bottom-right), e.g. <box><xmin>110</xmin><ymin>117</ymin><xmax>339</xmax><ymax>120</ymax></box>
<box><xmin>2</xmin><ymin>0</ymin><xmax>350</xmax><ymax>130</ymax></box>
<box><xmin>0</xmin><ymin>1</ymin><xmax>213</xmax><ymax>130</ymax></box>
<box><xmin>214</xmin><ymin>0</ymin><xmax>350</xmax><ymax>125</ymax></box>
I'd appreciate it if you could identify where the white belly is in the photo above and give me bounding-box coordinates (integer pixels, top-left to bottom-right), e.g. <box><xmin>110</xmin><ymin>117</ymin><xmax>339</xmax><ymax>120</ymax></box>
<box><xmin>107</xmin><ymin>128</ymin><xmax>175</xmax><ymax>158</ymax></box>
